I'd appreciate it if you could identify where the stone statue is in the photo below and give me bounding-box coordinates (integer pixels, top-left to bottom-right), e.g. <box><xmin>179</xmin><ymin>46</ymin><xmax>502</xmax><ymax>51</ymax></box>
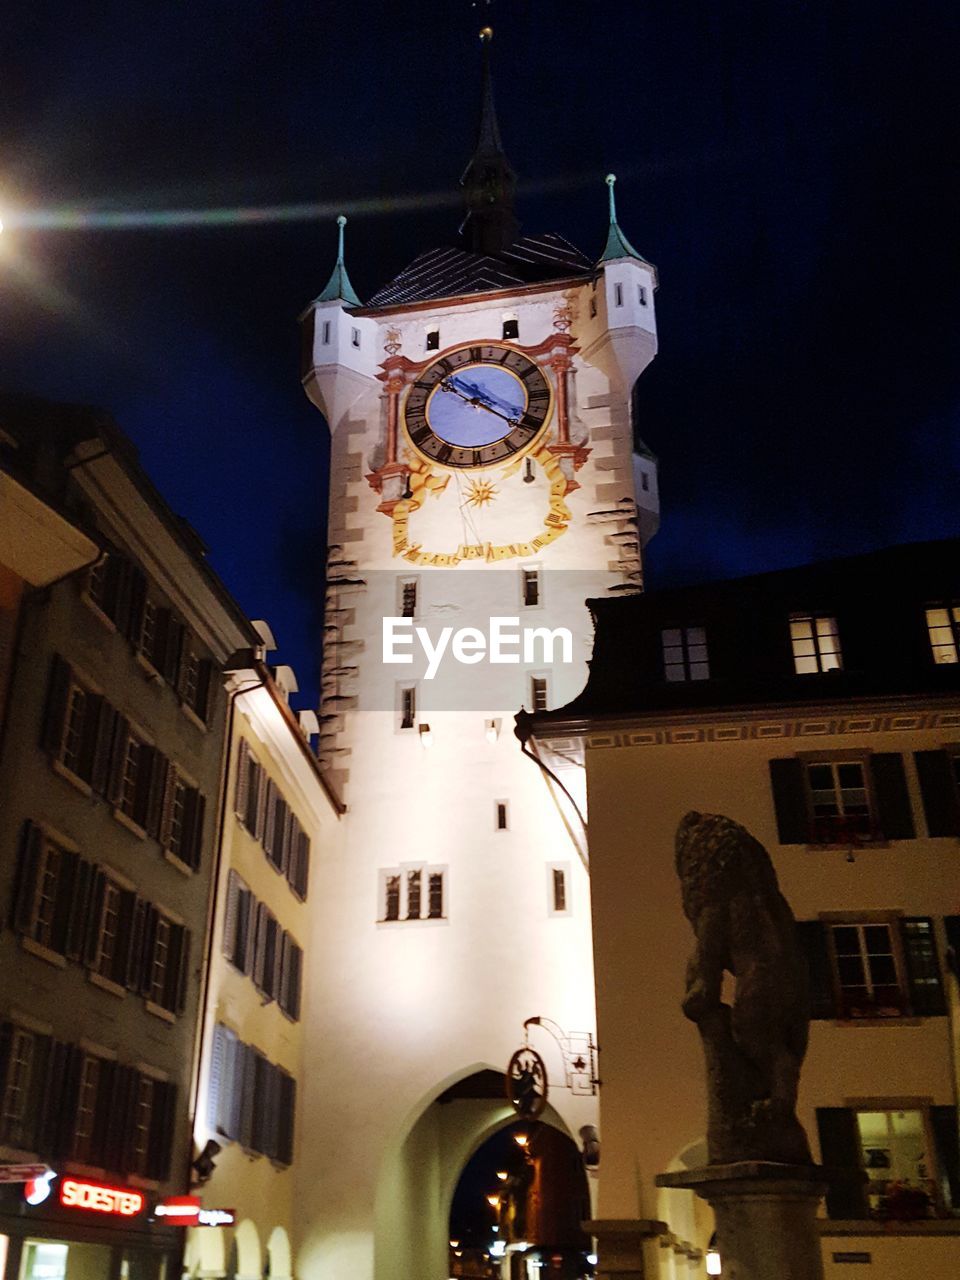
<box><xmin>675</xmin><ymin>811</ymin><xmax>812</xmax><ymax>1165</ymax></box>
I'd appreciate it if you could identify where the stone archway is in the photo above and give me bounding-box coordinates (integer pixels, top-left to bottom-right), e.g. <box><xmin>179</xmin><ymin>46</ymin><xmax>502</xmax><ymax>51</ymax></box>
<box><xmin>374</xmin><ymin>1065</ymin><xmax>583</xmax><ymax>1280</ymax></box>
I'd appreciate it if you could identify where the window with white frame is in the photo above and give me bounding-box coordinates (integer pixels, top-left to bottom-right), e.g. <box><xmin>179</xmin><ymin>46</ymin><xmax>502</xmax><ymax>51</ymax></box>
<box><xmin>530</xmin><ymin>675</ymin><xmax>548</xmax><ymax>712</ymax></box>
<box><xmin>521</xmin><ymin>567</ymin><xmax>540</xmax><ymax>608</ymax></box>
<box><xmin>548</xmin><ymin>864</ymin><xmax>570</xmax><ymax>916</ymax></box>
<box><xmin>399</xmin><ymin>578</ymin><xmax>418</xmax><ymax>618</ymax></box>
<box><xmin>804</xmin><ymin>759</ymin><xmax>876</xmax><ymax>842</ymax></box>
<box><xmin>379</xmin><ymin>865</ymin><xmax>446</xmax><ymax>922</ymax></box>
<box><xmin>661</xmin><ymin>627</ymin><xmax>709</xmax><ymax>682</ymax></box>
<box><xmin>790</xmin><ymin>614</ymin><xmax>842</xmax><ymax>673</ymax></box>
<box><xmin>829</xmin><ymin>921</ymin><xmax>905</xmax><ymax>1017</ymax></box>
<box><xmin>855</xmin><ymin>1108</ymin><xmax>937</xmax><ymax>1214</ymax></box>
<box><xmin>399</xmin><ymin>684</ymin><xmax>417</xmax><ymax>730</ymax></box>
<box><xmin>926</xmin><ymin>604</ymin><xmax>960</xmax><ymax>665</ymax></box>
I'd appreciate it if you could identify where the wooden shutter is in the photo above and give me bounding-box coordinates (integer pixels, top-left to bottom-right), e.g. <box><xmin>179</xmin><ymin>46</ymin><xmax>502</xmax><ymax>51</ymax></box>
<box><xmin>899</xmin><ymin>917</ymin><xmax>946</xmax><ymax>1015</ymax></box>
<box><xmin>207</xmin><ymin>1024</ymin><xmax>227</xmax><ymax>1133</ymax></box>
<box><xmin>50</xmin><ymin>848</ymin><xmax>80</xmax><ymax>956</ymax></box>
<box><xmin>283</xmin><ymin>938</ymin><xmax>302</xmax><ymax>1021</ymax></box>
<box><xmin>238</xmin><ymin>1043</ymin><xmax>256</xmax><ymax>1149</ymax></box>
<box><xmin>149</xmin><ymin>607</ymin><xmax>170</xmax><ymax>671</ymax></box>
<box><xmin>47</xmin><ymin>1041</ymin><xmax>82</xmax><ymax>1159</ymax></box>
<box><xmin>263</xmin><ymin>780</ymin><xmax>277</xmax><ymax>857</ymax></box>
<box><xmin>163</xmin><ymin>923</ymin><xmax>188</xmax><ymax>1013</ymax></box>
<box><xmin>146</xmin><ymin>1080</ymin><xmax>177</xmax><ymax>1181</ymax></box>
<box><xmin>223</xmin><ymin>870</ymin><xmax>241</xmax><ymax>964</ymax></box>
<box><xmin>90</xmin><ymin>1058</ymin><xmax>117</xmax><ymax>1167</ymax></box>
<box><xmin>77</xmin><ymin>692</ymin><xmax>103</xmax><ymax>784</ymax></box>
<box><xmin>125</xmin><ymin>898</ymin><xmax>147</xmax><ymax>992</ymax></box>
<box><xmin>11</xmin><ymin>821</ymin><xmax>42</xmax><ymax>934</ymax></box>
<box><xmin>768</xmin><ymin>758</ymin><xmax>808</xmax><ymax>843</ymax></box>
<box><xmin>816</xmin><ymin>1107</ymin><xmax>868</xmax><ymax>1218</ymax></box>
<box><xmin>223</xmin><ymin>1028</ymin><xmax>242</xmax><ymax>1140</ymax></box>
<box><xmin>869</xmin><ymin>753</ymin><xmax>915</xmax><ymax>839</ymax></box>
<box><xmin>241</xmin><ymin>888</ymin><xmax>256</xmax><ymax>975</ymax></box>
<box><xmin>125</xmin><ymin>565</ymin><xmax>148</xmax><ymax>643</ymax></box>
<box><xmin>133</xmin><ymin>743</ymin><xmax>155</xmax><ymax>828</ymax></box>
<box><xmin>235</xmin><ymin>738</ymin><xmax>250</xmax><ymax>818</ymax></box>
<box><xmin>146</xmin><ymin>754</ymin><xmax>169</xmax><ymax>838</ymax></box>
<box><xmin>253</xmin><ymin>766</ymin><xmax>267</xmax><ymax>842</ymax></box>
<box><xmin>252</xmin><ymin>903</ymin><xmax>268</xmax><ymax>992</ymax></box>
<box><xmin>41</xmin><ymin>654</ymin><xmax>71</xmax><ymax>754</ymax></box>
<box><xmin>104</xmin><ymin>1065</ymin><xmax>138</xmax><ymax>1174</ymax></box>
<box><xmin>914</xmin><ymin>750</ymin><xmax>960</xmax><ymax>836</ymax></box>
<box><xmin>91</xmin><ymin>703</ymin><xmax>117</xmax><ymax>797</ymax></box>
<box><xmin>931</xmin><ymin>1106</ymin><xmax>960</xmax><ymax>1211</ymax></box>
<box><xmin>276</xmin><ymin>1072</ymin><xmax>296</xmax><ymax>1166</ymax></box>
<box><xmin>182</xmin><ymin>787</ymin><xmax>205</xmax><ymax>870</ymax></box>
<box><xmin>158</xmin><ymin>766</ymin><xmax>178</xmax><ymax>848</ymax></box>
<box><xmin>194</xmin><ymin>659</ymin><xmax>213</xmax><ymax>723</ymax></box>
<box><xmin>111</xmin><ymin>889</ymin><xmax>138</xmax><ymax>986</ymax></box>
<box><xmin>82</xmin><ymin>869</ymin><xmax>108</xmax><ymax>968</ymax></box>
<box><xmin>106</xmin><ymin>714</ymin><xmax>131</xmax><ymax>806</ymax></box>
<box><xmin>138</xmin><ymin>904</ymin><xmax>160</xmax><ymax>997</ymax></box>
<box><xmin>294</xmin><ymin>831</ymin><xmax>310</xmax><ymax>899</ymax></box>
<box><xmin>23</xmin><ymin>1033</ymin><xmax>53</xmax><ymax>1153</ymax></box>
<box><xmin>65</xmin><ymin>857</ymin><xmax>97</xmax><ymax>961</ymax></box>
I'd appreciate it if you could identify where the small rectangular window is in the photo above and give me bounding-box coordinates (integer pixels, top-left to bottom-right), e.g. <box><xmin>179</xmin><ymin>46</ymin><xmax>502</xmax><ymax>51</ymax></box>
<box><xmin>384</xmin><ymin>874</ymin><xmax>401</xmax><ymax>922</ymax></box>
<box><xmin>530</xmin><ymin>676</ymin><xmax>548</xmax><ymax>712</ymax></box>
<box><xmin>427</xmin><ymin>872</ymin><xmax>444</xmax><ymax>920</ymax></box>
<box><xmin>406</xmin><ymin>869</ymin><xmax>422</xmax><ymax>920</ymax></box>
<box><xmin>661</xmin><ymin>627</ymin><xmax>710</xmax><ymax>682</ymax></box>
<box><xmin>351</xmin><ymin>327</ymin><xmax>361</xmax><ymax>349</ymax></box>
<box><xmin>322</xmin><ymin>320</ymin><xmax>331</xmax><ymax>345</ymax></box>
<box><xmin>613</xmin><ymin>282</ymin><xmax>624</xmax><ymax>307</ymax></box>
<box><xmin>502</xmin><ymin>316</ymin><xmax>519</xmax><ymax>340</ymax></box>
<box><xmin>522</xmin><ymin>568</ymin><xmax>540</xmax><ymax>608</ymax></box>
<box><xmin>553</xmin><ymin>868</ymin><xmax>567</xmax><ymax>913</ymax></box>
<box><xmin>640</xmin><ymin>471</ymin><xmax>650</xmax><ymax>492</ymax></box>
<box><xmin>925</xmin><ymin>605</ymin><xmax>960</xmax><ymax>665</ymax></box>
<box><xmin>548</xmin><ymin>863</ymin><xmax>570</xmax><ymax>916</ymax></box>
<box><xmin>638</xmin><ymin>284</ymin><xmax>648</xmax><ymax>306</ymax></box>
<box><xmin>400</xmin><ymin>579</ymin><xmax>418</xmax><ymax>618</ymax></box>
<box><xmin>380</xmin><ymin>865</ymin><xmax>445</xmax><ymax>922</ymax></box>
<box><xmin>496</xmin><ymin>801</ymin><xmax>508</xmax><ymax>831</ymax></box>
<box><xmin>400</xmin><ymin>685</ymin><xmax>416</xmax><ymax>730</ymax></box>
<box><xmin>425</xmin><ymin>328</ymin><xmax>440</xmax><ymax>351</ymax></box>
<box><xmin>790</xmin><ymin>614</ymin><xmax>842</xmax><ymax>674</ymax></box>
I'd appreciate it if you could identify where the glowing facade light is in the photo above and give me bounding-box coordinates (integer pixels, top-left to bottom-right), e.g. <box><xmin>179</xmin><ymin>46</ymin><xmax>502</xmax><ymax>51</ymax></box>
<box><xmin>485</xmin><ymin>1193</ymin><xmax>501</xmax><ymax>1208</ymax></box>
<box><xmin>706</xmin><ymin>1249</ymin><xmax>722</xmax><ymax>1276</ymax></box>
<box><xmin>496</xmin><ymin>1170</ymin><xmax>508</xmax><ymax>1181</ymax></box>
<box><xmin>513</xmin><ymin>1132</ymin><xmax>529</xmax><ymax>1148</ymax></box>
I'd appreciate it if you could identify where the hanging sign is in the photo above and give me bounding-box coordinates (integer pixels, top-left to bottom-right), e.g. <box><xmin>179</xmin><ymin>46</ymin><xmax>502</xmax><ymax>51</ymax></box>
<box><xmin>505</xmin><ymin>1047</ymin><xmax>548</xmax><ymax>1119</ymax></box>
<box><xmin>0</xmin><ymin>1163</ymin><xmax>49</xmax><ymax>1184</ymax></box>
<box><xmin>60</xmin><ymin>1178</ymin><xmax>144</xmax><ymax>1217</ymax></box>
<box><xmin>153</xmin><ymin>1198</ymin><xmax>235</xmax><ymax>1227</ymax></box>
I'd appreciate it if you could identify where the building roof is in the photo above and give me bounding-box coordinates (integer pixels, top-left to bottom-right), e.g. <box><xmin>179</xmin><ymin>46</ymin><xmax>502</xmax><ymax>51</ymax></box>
<box><xmin>364</xmin><ymin>232</ymin><xmax>594</xmax><ymax>310</ymax></box>
<box><xmin>525</xmin><ymin>538</ymin><xmax>960</xmax><ymax>730</ymax></box>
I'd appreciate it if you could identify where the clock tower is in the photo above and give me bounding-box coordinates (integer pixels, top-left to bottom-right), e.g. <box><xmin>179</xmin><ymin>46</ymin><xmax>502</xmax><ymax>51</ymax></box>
<box><xmin>296</xmin><ymin>30</ymin><xmax>659</xmax><ymax>1280</ymax></box>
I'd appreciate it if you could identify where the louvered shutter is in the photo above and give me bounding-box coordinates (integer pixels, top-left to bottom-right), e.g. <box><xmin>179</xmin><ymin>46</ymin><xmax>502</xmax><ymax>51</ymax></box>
<box><xmin>899</xmin><ymin>917</ymin><xmax>946</xmax><ymax>1015</ymax></box>
<box><xmin>164</xmin><ymin>620</ymin><xmax>185</xmax><ymax>686</ymax></box>
<box><xmin>163</xmin><ymin>923</ymin><xmax>187</xmax><ymax>1013</ymax></box>
<box><xmin>223</xmin><ymin>870</ymin><xmax>241</xmax><ymax>963</ymax></box>
<box><xmin>254</xmin><ymin>766</ymin><xmax>267</xmax><ymax>842</ymax></box>
<box><xmin>264</xmin><ymin>915</ymin><xmax>280</xmax><ymax>1001</ymax></box>
<box><xmin>36</xmin><ymin>1040</ymin><xmax>70</xmax><ymax>1155</ymax></box>
<box><xmin>82</xmin><ymin>870</ymin><xmax>108</xmax><ymax>968</ymax></box>
<box><xmin>146</xmin><ymin>753</ymin><xmax>168</xmax><ymax>838</ymax></box>
<box><xmin>23</xmin><ymin>1033</ymin><xmax>53</xmax><ymax>1153</ymax></box>
<box><xmin>104</xmin><ymin>1065</ymin><xmax>138</xmax><ymax>1174</ymax></box>
<box><xmin>77</xmin><ymin>692</ymin><xmax>103</xmax><ymax>784</ymax></box>
<box><xmin>242</xmin><ymin>889</ymin><xmax>257</xmax><ymax>975</ymax></box>
<box><xmin>125</xmin><ymin>898</ymin><xmax>147</xmax><ymax>992</ymax></box>
<box><xmin>146</xmin><ymin>1080</ymin><xmax>177</xmax><ymax>1181</ymax></box>
<box><xmin>276</xmin><ymin>1072</ymin><xmax>296</xmax><ymax>1166</ymax></box>
<box><xmin>50</xmin><ymin>1042</ymin><xmax>83</xmax><ymax>1159</ymax></box>
<box><xmin>188</xmin><ymin>790</ymin><xmax>206</xmax><ymax>870</ymax></box>
<box><xmin>11</xmin><ymin>821</ymin><xmax>42</xmax><ymax>934</ymax></box>
<box><xmin>132</xmin><ymin>743</ymin><xmax>155</xmax><ymax>828</ymax></box>
<box><xmin>107</xmin><ymin>714</ymin><xmax>131</xmax><ymax>806</ymax></box>
<box><xmin>125</xmin><ymin>566</ymin><xmax>148</xmax><ymax>644</ymax></box>
<box><xmin>931</xmin><ymin>1106</ymin><xmax>960</xmax><ymax>1211</ymax></box>
<box><xmin>0</xmin><ymin>1023</ymin><xmax>11</xmax><ymax>1110</ymax></box>
<box><xmin>235</xmin><ymin>739</ymin><xmax>250</xmax><ymax>819</ymax></box>
<box><xmin>89</xmin><ymin>1058</ymin><xmax>116</xmax><ymax>1167</ymax></box>
<box><xmin>111</xmin><ymin>889</ymin><xmax>138</xmax><ymax>987</ymax></box>
<box><xmin>41</xmin><ymin>654</ymin><xmax>71</xmax><ymax>754</ymax></box>
<box><xmin>138</xmin><ymin>904</ymin><xmax>160</xmax><ymax>997</ymax></box>
<box><xmin>768</xmin><ymin>758</ymin><xmax>809</xmax><ymax>844</ymax></box>
<box><xmin>252</xmin><ymin>904</ymin><xmax>268</xmax><ymax>992</ymax></box>
<box><xmin>65</xmin><ymin>857</ymin><xmax>96</xmax><ymax>961</ymax></box>
<box><xmin>50</xmin><ymin>848</ymin><xmax>80</xmax><ymax>956</ymax></box>
<box><xmin>194</xmin><ymin>658</ymin><xmax>213</xmax><ymax>723</ymax></box>
<box><xmin>91</xmin><ymin>704</ymin><xmax>116</xmax><ymax>797</ymax></box>
<box><xmin>285</xmin><ymin>939</ymin><xmax>302</xmax><ymax>1022</ymax></box>
<box><xmin>869</xmin><ymin>753</ymin><xmax>916</xmax><ymax>839</ymax></box>
<box><xmin>149</xmin><ymin>608</ymin><xmax>170</xmax><ymax>671</ymax></box>
<box><xmin>222</xmin><ymin>1028</ymin><xmax>242</xmax><ymax>1140</ymax></box>
<box><xmin>207</xmin><ymin>1024</ymin><xmax>227</xmax><ymax>1132</ymax></box>
<box><xmin>238</xmin><ymin>1043</ymin><xmax>256</xmax><ymax>1149</ymax></box>
<box><xmin>914</xmin><ymin>750</ymin><xmax>960</xmax><ymax>836</ymax></box>
<box><xmin>816</xmin><ymin>1108</ymin><xmax>868</xmax><ymax>1218</ymax></box>
<box><xmin>263</xmin><ymin>780</ymin><xmax>277</xmax><ymax>858</ymax></box>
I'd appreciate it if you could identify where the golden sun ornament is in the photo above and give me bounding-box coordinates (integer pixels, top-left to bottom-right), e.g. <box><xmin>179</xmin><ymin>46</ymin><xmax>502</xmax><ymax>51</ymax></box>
<box><xmin>464</xmin><ymin>478</ymin><xmax>498</xmax><ymax>508</ymax></box>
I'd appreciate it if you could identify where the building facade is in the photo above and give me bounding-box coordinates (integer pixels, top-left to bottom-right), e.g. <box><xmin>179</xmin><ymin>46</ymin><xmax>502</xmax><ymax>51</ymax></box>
<box><xmin>295</xmin><ymin>33</ymin><xmax>659</xmax><ymax>1280</ymax></box>
<box><xmin>0</xmin><ymin>397</ymin><xmax>258</xmax><ymax>1280</ymax></box>
<box><xmin>185</xmin><ymin>646</ymin><xmax>342</xmax><ymax>1280</ymax></box>
<box><xmin>524</xmin><ymin>541</ymin><xmax>960</xmax><ymax>1280</ymax></box>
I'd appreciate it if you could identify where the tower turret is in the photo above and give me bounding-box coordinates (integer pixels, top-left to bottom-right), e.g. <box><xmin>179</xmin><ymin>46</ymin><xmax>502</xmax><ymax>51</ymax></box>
<box><xmin>459</xmin><ymin>28</ymin><xmax>521</xmax><ymax>255</ymax></box>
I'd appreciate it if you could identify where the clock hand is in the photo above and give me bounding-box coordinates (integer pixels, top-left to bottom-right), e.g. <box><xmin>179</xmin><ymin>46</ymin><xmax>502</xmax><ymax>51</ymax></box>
<box><xmin>440</xmin><ymin>377</ymin><xmax>520</xmax><ymax>426</ymax></box>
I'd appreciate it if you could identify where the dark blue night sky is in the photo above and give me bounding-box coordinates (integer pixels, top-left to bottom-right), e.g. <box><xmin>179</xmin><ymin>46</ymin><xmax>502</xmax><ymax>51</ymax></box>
<box><xmin>1</xmin><ymin>1</ymin><xmax>958</xmax><ymax>707</ymax></box>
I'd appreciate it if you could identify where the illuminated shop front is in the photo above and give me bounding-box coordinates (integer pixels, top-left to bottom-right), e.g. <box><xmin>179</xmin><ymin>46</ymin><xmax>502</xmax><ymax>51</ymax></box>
<box><xmin>0</xmin><ymin>1177</ymin><xmax>181</xmax><ymax>1280</ymax></box>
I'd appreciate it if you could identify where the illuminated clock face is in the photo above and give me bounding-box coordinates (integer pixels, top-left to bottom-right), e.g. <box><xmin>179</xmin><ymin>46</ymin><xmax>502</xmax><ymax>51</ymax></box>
<box><xmin>404</xmin><ymin>344</ymin><xmax>552</xmax><ymax>469</ymax></box>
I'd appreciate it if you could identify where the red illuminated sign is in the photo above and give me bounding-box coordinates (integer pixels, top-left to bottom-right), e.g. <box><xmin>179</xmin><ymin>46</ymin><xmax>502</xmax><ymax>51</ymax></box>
<box><xmin>60</xmin><ymin>1178</ymin><xmax>144</xmax><ymax>1217</ymax></box>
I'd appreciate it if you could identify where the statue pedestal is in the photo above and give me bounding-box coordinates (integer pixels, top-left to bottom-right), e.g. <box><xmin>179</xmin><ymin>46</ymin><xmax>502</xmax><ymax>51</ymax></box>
<box><xmin>656</xmin><ymin>1163</ymin><xmax>827</xmax><ymax>1280</ymax></box>
<box><xmin>583</xmin><ymin>1218</ymin><xmax>668</xmax><ymax>1280</ymax></box>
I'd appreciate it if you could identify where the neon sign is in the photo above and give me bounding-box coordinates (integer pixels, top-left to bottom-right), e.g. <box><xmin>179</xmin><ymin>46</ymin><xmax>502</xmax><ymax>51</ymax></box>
<box><xmin>60</xmin><ymin>1178</ymin><xmax>144</xmax><ymax>1217</ymax></box>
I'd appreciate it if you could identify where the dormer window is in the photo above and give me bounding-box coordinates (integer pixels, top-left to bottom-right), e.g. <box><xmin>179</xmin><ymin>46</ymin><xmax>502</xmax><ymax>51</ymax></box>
<box><xmin>662</xmin><ymin>627</ymin><xmax>709</xmax><ymax>682</ymax></box>
<box><xmin>790</xmin><ymin>614</ymin><xmax>842</xmax><ymax>674</ymax></box>
<box><xmin>925</xmin><ymin>604</ymin><xmax>960</xmax><ymax>664</ymax></box>
<box><xmin>426</xmin><ymin>328</ymin><xmax>440</xmax><ymax>351</ymax></box>
<box><xmin>502</xmin><ymin>314</ymin><xmax>519</xmax><ymax>340</ymax></box>
<box><xmin>613</xmin><ymin>283</ymin><xmax>624</xmax><ymax>307</ymax></box>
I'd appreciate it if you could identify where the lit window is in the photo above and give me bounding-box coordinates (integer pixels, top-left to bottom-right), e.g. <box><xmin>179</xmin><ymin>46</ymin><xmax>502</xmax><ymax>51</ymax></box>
<box><xmin>925</xmin><ymin>605</ymin><xmax>960</xmax><ymax>665</ymax></box>
<box><xmin>400</xmin><ymin>685</ymin><xmax>416</xmax><ymax>730</ymax></box>
<box><xmin>502</xmin><ymin>315</ymin><xmax>519</xmax><ymax>340</ymax></box>
<box><xmin>426</xmin><ymin>328</ymin><xmax>440</xmax><ymax>351</ymax></box>
<box><xmin>638</xmin><ymin>284</ymin><xmax>648</xmax><ymax>306</ymax></box>
<box><xmin>522</xmin><ymin>568</ymin><xmax>540</xmax><ymax>608</ymax></box>
<box><xmin>380</xmin><ymin>865</ymin><xmax>446</xmax><ymax>922</ymax></box>
<box><xmin>399</xmin><ymin>579</ymin><xmax>418</xmax><ymax>618</ymax></box>
<box><xmin>351</xmin><ymin>327</ymin><xmax>361</xmax><ymax>349</ymax></box>
<box><xmin>661</xmin><ymin>627</ymin><xmax>710</xmax><ymax>681</ymax></box>
<box><xmin>855</xmin><ymin>1108</ymin><xmax>936</xmax><ymax>1216</ymax></box>
<box><xmin>805</xmin><ymin>760</ymin><xmax>876</xmax><ymax>843</ymax></box>
<box><xmin>613</xmin><ymin>283</ymin><xmax>623</xmax><ymax>307</ymax></box>
<box><xmin>790</xmin><ymin>614</ymin><xmax>842</xmax><ymax>673</ymax></box>
<box><xmin>496</xmin><ymin>801</ymin><xmax>508</xmax><ymax>831</ymax></box>
<box><xmin>530</xmin><ymin>676</ymin><xmax>548</xmax><ymax>712</ymax></box>
<box><xmin>830</xmin><ymin>922</ymin><xmax>904</xmax><ymax>1018</ymax></box>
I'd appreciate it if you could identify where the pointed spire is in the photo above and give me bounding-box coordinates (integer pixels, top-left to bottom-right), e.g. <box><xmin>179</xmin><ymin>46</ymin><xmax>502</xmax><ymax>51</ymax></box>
<box><xmin>598</xmin><ymin>173</ymin><xmax>646</xmax><ymax>264</ymax></box>
<box><xmin>459</xmin><ymin>27</ymin><xmax>520</xmax><ymax>256</ymax></box>
<box><xmin>316</xmin><ymin>215</ymin><xmax>361</xmax><ymax>306</ymax></box>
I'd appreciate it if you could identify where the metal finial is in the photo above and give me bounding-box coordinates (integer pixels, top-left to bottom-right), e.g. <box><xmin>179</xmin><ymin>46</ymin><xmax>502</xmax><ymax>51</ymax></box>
<box><xmin>605</xmin><ymin>173</ymin><xmax>618</xmax><ymax>224</ymax></box>
<box><xmin>336</xmin><ymin>215</ymin><xmax>346</xmax><ymax>262</ymax></box>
